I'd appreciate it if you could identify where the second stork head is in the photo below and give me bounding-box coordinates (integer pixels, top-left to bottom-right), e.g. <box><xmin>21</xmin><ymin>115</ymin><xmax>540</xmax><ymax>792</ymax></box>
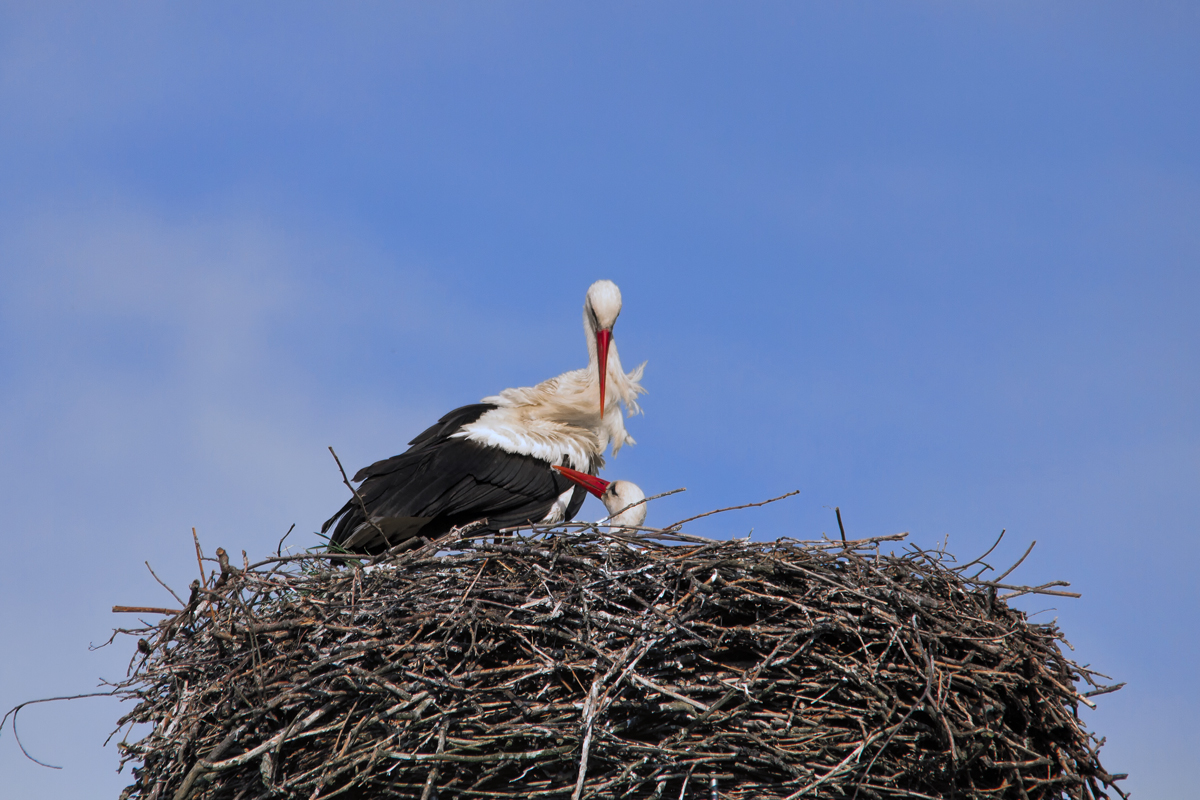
<box><xmin>553</xmin><ymin>465</ymin><xmax>648</xmax><ymax>528</ymax></box>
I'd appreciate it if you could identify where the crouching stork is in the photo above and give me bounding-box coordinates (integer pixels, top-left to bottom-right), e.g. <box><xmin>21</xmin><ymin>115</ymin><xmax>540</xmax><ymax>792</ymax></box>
<box><xmin>323</xmin><ymin>280</ymin><xmax>645</xmax><ymax>554</ymax></box>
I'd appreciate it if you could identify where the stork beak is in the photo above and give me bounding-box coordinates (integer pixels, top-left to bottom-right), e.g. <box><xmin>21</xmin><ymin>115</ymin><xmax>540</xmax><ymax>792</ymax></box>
<box><xmin>596</xmin><ymin>328</ymin><xmax>612</xmax><ymax>419</ymax></box>
<box><xmin>553</xmin><ymin>464</ymin><xmax>611</xmax><ymax>499</ymax></box>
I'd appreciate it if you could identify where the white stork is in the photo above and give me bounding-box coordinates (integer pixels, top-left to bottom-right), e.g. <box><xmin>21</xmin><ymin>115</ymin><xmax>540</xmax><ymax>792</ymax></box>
<box><xmin>323</xmin><ymin>280</ymin><xmax>646</xmax><ymax>553</ymax></box>
<box><xmin>552</xmin><ymin>465</ymin><xmax>648</xmax><ymax>528</ymax></box>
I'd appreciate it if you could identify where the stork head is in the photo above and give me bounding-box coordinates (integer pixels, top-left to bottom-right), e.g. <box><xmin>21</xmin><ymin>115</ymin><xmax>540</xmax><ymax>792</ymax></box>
<box><xmin>585</xmin><ymin>280</ymin><xmax>623</xmax><ymax>419</ymax></box>
<box><xmin>603</xmin><ymin>480</ymin><xmax>647</xmax><ymax>528</ymax></box>
<box><xmin>553</xmin><ymin>465</ymin><xmax>647</xmax><ymax>528</ymax></box>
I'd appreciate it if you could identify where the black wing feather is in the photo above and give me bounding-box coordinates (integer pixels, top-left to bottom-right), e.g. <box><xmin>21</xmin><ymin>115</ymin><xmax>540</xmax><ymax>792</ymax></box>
<box><xmin>351</xmin><ymin>403</ymin><xmax>497</xmax><ymax>482</ymax></box>
<box><xmin>324</xmin><ymin>403</ymin><xmax>587</xmax><ymax>553</ymax></box>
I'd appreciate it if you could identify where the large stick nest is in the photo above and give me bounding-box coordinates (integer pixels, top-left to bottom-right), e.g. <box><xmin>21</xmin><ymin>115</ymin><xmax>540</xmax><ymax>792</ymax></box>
<box><xmin>111</xmin><ymin>522</ymin><xmax>1126</xmax><ymax>800</ymax></box>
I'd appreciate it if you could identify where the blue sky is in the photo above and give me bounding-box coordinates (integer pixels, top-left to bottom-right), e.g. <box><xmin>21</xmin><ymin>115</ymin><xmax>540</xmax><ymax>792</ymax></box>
<box><xmin>1</xmin><ymin>3</ymin><xmax>1197</xmax><ymax>797</ymax></box>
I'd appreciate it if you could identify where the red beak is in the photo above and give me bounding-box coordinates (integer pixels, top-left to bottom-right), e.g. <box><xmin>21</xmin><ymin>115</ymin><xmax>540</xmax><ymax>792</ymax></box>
<box><xmin>596</xmin><ymin>328</ymin><xmax>612</xmax><ymax>419</ymax></box>
<box><xmin>553</xmin><ymin>464</ymin><xmax>610</xmax><ymax>499</ymax></box>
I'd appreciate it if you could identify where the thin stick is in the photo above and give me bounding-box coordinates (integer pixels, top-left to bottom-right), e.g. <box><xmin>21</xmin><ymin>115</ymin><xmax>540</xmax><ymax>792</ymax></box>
<box><xmin>979</xmin><ymin>578</ymin><xmax>1076</xmax><ymax>594</ymax></box>
<box><xmin>452</xmin><ymin>560</ymin><xmax>489</xmax><ymax>616</ymax></box>
<box><xmin>639</xmin><ymin>487</ymin><xmax>687</xmax><ymax>504</ymax></box>
<box><xmin>144</xmin><ymin>561</ymin><xmax>187</xmax><ymax>607</ymax></box>
<box><xmin>328</xmin><ymin>446</ymin><xmax>393</xmax><ymax>549</ymax></box>
<box><xmin>419</xmin><ymin>720</ymin><xmax>449</xmax><ymax>800</ymax></box>
<box><xmin>192</xmin><ymin>528</ymin><xmax>219</xmax><ymax>626</ymax></box>
<box><xmin>1</xmin><ymin>693</ymin><xmax>116</xmax><ymax>768</ymax></box>
<box><xmin>835</xmin><ymin>507</ymin><xmax>847</xmax><ymax>543</ymax></box>
<box><xmin>785</xmin><ymin>737</ymin><xmax>870</xmax><ymax>799</ymax></box>
<box><xmin>677</xmin><ymin>766</ymin><xmax>694</xmax><ymax>800</ymax></box>
<box><xmin>994</xmin><ymin>540</ymin><xmax>1037</xmax><ymax>584</ymax></box>
<box><xmin>998</xmin><ymin>584</ymin><xmax>1082</xmax><ymax>600</ymax></box>
<box><xmin>112</xmin><ymin>606</ymin><xmax>181</xmax><ymax>615</ymax></box>
<box><xmin>276</xmin><ymin>523</ymin><xmax>296</xmax><ymax>558</ymax></box>
<box><xmin>191</xmin><ymin>527</ymin><xmax>207</xmax><ymax>588</ymax></box>
<box><xmin>600</xmin><ymin>487</ymin><xmax>687</xmax><ymax>526</ymax></box>
<box><xmin>573</xmin><ymin>639</ymin><xmax>647</xmax><ymax>800</ymax></box>
<box><xmin>957</xmin><ymin>529</ymin><xmax>1006</xmax><ymax>574</ymax></box>
<box><xmin>666</xmin><ymin>490</ymin><xmax>800</xmax><ymax>530</ymax></box>
<box><xmin>572</xmin><ymin>674</ymin><xmax>603</xmax><ymax>800</ymax></box>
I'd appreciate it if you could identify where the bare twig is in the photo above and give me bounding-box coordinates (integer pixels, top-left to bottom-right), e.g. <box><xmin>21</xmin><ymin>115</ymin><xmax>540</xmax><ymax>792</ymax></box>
<box><xmin>191</xmin><ymin>527</ymin><xmax>207</xmax><ymax>588</ymax></box>
<box><xmin>144</xmin><ymin>561</ymin><xmax>186</xmax><ymax>607</ymax></box>
<box><xmin>784</xmin><ymin>737</ymin><xmax>871</xmax><ymax>799</ymax></box>
<box><xmin>956</xmin><ymin>529</ymin><xmax>1006</xmax><ymax>575</ymax></box>
<box><xmin>599</xmin><ymin>487</ymin><xmax>687</xmax><ymax>527</ymax></box>
<box><xmin>328</xmin><ymin>446</ymin><xmax>393</xmax><ymax>549</ymax></box>
<box><xmin>994</xmin><ymin>539</ymin><xmax>1037</xmax><ymax>584</ymax></box>
<box><xmin>666</xmin><ymin>490</ymin><xmax>800</xmax><ymax>530</ymax></box>
<box><xmin>419</xmin><ymin>719</ymin><xmax>448</xmax><ymax>800</ymax></box>
<box><xmin>276</xmin><ymin>523</ymin><xmax>296</xmax><ymax>557</ymax></box>
<box><xmin>1</xmin><ymin>693</ymin><xmax>116</xmax><ymax>768</ymax></box>
<box><xmin>112</xmin><ymin>606</ymin><xmax>181</xmax><ymax>615</ymax></box>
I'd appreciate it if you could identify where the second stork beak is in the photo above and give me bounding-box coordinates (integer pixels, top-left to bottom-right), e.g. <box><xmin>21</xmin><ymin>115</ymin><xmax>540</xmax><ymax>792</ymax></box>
<box><xmin>596</xmin><ymin>328</ymin><xmax>612</xmax><ymax>419</ymax></box>
<box><xmin>553</xmin><ymin>464</ymin><xmax>611</xmax><ymax>499</ymax></box>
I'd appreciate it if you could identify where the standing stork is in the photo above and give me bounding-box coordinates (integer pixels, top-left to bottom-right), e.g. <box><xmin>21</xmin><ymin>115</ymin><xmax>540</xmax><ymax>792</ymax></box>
<box><xmin>323</xmin><ymin>280</ymin><xmax>646</xmax><ymax>553</ymax></box>
<box><xmin>552</xmin><ymin>465</ymin><xmax>648</xmax><ymax>528</ymax></box>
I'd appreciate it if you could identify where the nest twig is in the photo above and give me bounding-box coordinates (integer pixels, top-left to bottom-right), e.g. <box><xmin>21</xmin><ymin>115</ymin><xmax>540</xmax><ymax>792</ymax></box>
<box><xmin>105</xmin><ymin>522</ymin><xmax>1126</xmax><ymax>800</ymax></box>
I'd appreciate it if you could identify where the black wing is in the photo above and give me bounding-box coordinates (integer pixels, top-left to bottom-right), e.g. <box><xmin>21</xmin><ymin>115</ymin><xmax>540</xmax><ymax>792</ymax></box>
<box><xmin>324</xmin><ymin>404</ymin><xmax>587</xmax><ymax>553</ymax></box>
